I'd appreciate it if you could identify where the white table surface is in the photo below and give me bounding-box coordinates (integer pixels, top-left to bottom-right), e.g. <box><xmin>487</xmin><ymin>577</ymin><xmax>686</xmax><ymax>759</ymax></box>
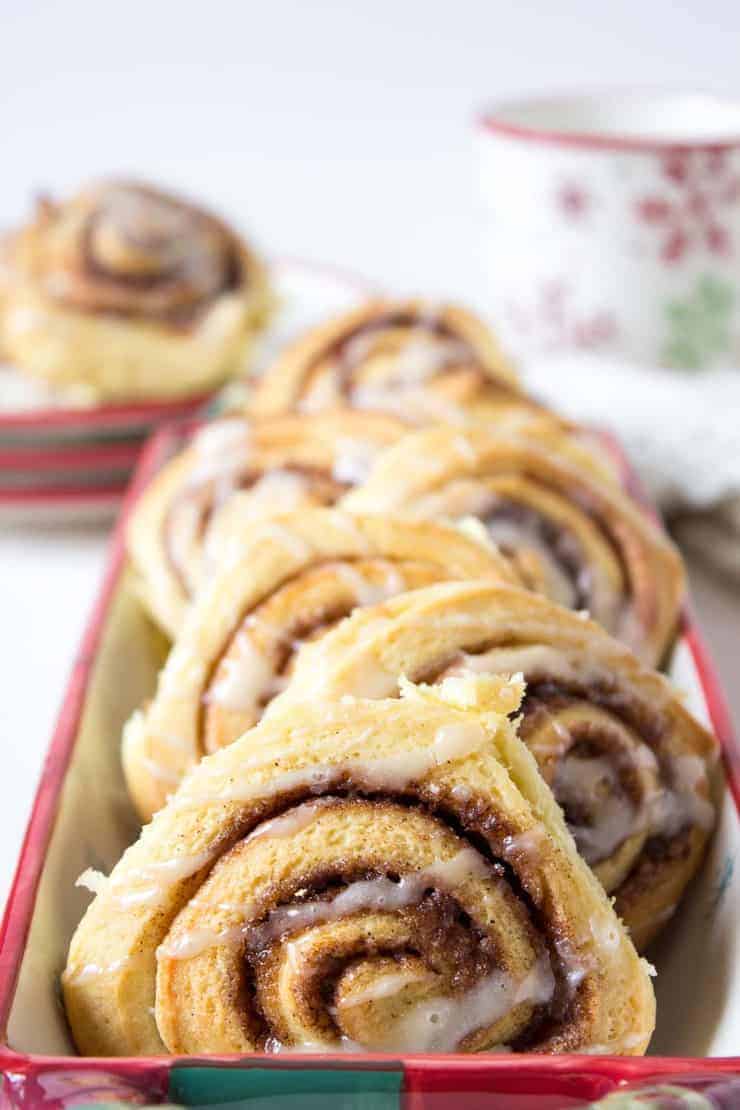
<box><xmin>1</xmin><ymin>0</ymin><xmax>740</xmax><ymax>904</ymax></box>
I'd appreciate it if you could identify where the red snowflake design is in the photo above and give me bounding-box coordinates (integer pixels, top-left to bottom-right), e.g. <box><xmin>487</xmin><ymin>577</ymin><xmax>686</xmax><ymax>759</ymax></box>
<box><xmin>557</xmin><ymin>182</ymin><xmax>591</xmax><ymax>220</ymax></box>
<box><xmin>505</xmin><ymin>279</ymin><xmax>618</xmax><ymax>352</ymax></box>
<box><xmin>635</xmin><ymin>147</ymin><xmax>740</xmax><ymax>264</ymax></box>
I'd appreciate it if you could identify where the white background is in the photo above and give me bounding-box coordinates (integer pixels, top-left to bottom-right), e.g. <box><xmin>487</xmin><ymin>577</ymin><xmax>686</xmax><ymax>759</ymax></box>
<box><xmin>1</xmin><ymin>0</ymin><xmax>739</xmax><ymax>902</ymax></box>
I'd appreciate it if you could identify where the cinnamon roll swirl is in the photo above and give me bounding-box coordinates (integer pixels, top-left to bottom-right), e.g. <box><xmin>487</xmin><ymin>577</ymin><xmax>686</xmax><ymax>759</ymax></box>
<box><xmin>343</xmin><ymin>426</ymin><xmax>684</xmax><ymax>665</ymax></box>
<box><xmin>249</xmin><ymin>299</ymin><xmax>522</xmax><ymax>423</ymax></box>
<box><xmin>123</xmin><ymin>508</ymin><xmax>518</xmax><ymax>821</ymax></box>
<box><xmin>64</xmin><ymin>675</ymin><xmax>655</xmax><ymax>1056</ymax></box>
<box><xmin>0</xmin><ymin>181</ymin><xmax>271</xmax><ymax>401</ymax></box>
<box><xmin>278</xmin><ymin>581</ymin><xmax>718</xmax><ymax>949</ymax></box>
<box><xmin>127</xmin><ymin>410</ymin><xmax>405</xmax><ymax>637</ymax></box>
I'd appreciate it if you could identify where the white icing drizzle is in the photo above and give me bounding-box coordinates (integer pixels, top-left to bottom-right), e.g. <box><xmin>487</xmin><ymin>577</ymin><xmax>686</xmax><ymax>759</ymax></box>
<box><xmin>339</xmin><ymin>968</ymin><xmax>428</xmax><ymax>1008</ymax></box>
<box><xmin>350</xmin><ymin>955</ymin><xmax>555</xmax><ymax>1053</ymax></box>
<box><xmin>484</xmin><ymin>517</ymin><xmax>579</xmax><ymax>611</ymax></box>
<box><xmin>326</xmin><ymin>658</ymin><xmax>399</xmax><ymax>700</ymax></box>
<box><xmin>556</xmin><ymin>748</ymin><xmax>714</xmax><ymax>864</ymax></box>
<box><xmin>298</xmin><ymin>373</ymin><xmax>340</xmax><ymax>413</ymax></box>
<box><xmin>193</xmin><ymin>420</ymin><xmax>251</xmax><ymax>463</ymax></box>
<box><xmin>206</xmin><ymin>631</ymin><xmax>281</xmax><ymax>714</ymax></box>
<box><xmin>257</xmin><ymin>521</ymin><xmax>314</xmax><ymax>561</ymax></box>
<box><xmin>65</xmin><ymin>957</ymin><xmax>130</xmax><ymax>984</ymax></box>
<box><xmin>111</xmin><ymin>848</ymin><xmax>214</xmax><ymax>908</ymax></box>
<box><xmin>229</xmin><ymin>470</ymin><xmax>310</xmax><ymax>521</ymax></box>
<box><xmin>248</xmin><ymin>847</ymin><xmax>490</xmax><ymax>952</ymax></box>
<box><xmin>332</xmin><ymin>439</ymin><xmax>379</xmax><ymax>485</ymax></box>
<box><xmin>139</xmin><ymin>756</ymin><xmax>182</xmax><ymax>786</ymax></box>
<box><xmin>75</xmin><ymin>868</ymin><xmax>107</xmax><ymax>895</ymax></box>
<box><xmin>182</xmin><ymin>717</ymin><xmax>490</xmax><ymax>808</ymax></box>
<box><xmin>351</xmin><ymin>384</ymin><xmax>468</xmax><ymax>426</ymax></box>
<box><xmin>332</xmin><ymin>562</ymin><xmax>407</xmax><ymax>608</ymax></box>
<box><xmin>554</xmin><ymin>754</ymin><xmax>641</xmax><ymax>864</ymax></box>
<box><xmin>245</xmin><ymin>799</ymin><xmax>335</xmax><ymax>843</ymax></box>
<box><xmin>159</xmin><ymin>848</ymin><xmax>489</xmax><ymax>961</ymax></box>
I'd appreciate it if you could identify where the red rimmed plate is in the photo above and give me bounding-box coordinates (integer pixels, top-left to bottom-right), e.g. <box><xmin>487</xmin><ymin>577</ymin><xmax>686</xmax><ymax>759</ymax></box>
<box><xmin>0</xmin><ymin>259</ymin><xmax>376</xmax><ymax>520</ymax></box>
<box><xmin>0</xmin><ymin>257</ymin><xmax>376</xmax><ymax>450</ymax></box>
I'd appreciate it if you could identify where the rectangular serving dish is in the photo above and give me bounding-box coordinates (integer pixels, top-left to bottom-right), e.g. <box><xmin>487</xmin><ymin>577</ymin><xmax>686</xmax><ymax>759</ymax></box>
<box><xmin>1</xmin><ymin>425</ymin><xmax>739</xmax><ymax>1109</ymax></box>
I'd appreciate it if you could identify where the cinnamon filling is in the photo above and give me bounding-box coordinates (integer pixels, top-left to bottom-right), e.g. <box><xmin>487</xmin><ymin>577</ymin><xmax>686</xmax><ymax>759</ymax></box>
<box><xmin>300</xmin><ymin>311</ymin><xmax>506</xmax><ymax>404</ymax></box>
<box><xmin>157</xmin><ymin>795</ymin><xmax>585</xmax><ymax>1053</ymax></box>
<box><xmin>164</xmin><ymin>464</ymin><xmax>347</xmax><ymax>596</ymax></box>
<box><xmin>42</xmin><ymin>183</ymin><xmax>248</xmax><ymax>326</ymax></box>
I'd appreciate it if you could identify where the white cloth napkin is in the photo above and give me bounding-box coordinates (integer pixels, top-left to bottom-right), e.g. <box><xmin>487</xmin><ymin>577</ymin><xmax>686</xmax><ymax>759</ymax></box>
<box><xmin>524</xmin><ymin>357</ymin><xmax>740</xmax><ymax>577</ymax></box>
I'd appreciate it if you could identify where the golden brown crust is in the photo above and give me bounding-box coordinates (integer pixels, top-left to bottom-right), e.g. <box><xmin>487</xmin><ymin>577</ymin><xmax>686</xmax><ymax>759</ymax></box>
<box><xmin>0</xmin><ymin>180</ymin><xmax>272</xmax><ymax>401</ymax></box>
<box><xmin>342</xmin><ymin>425</ymin><xmax>685</xmax><ymax>666</ymax></box>
<box><xmin>64</xmin><ymin>675</ymin><xmax>655</xmax><ymax>1056</ymax></box>
<box><xmin>123</xmin><ymin>508</ymin><xmax>519</xmax><ymax>821</ymax></box>
<box><xmin>126</xmin><ymin>410</ymin><xmax>407</xmax><ymax>638</ymax></box>
<box><xmin>276</xmin><ymin>581</ymin><xmax>718</xmax><ymax>949</ymax></box>
<box><xmin>249</xmin><ymin>298</ymin><xmax>521</xmax><ymax>419</ymax></box>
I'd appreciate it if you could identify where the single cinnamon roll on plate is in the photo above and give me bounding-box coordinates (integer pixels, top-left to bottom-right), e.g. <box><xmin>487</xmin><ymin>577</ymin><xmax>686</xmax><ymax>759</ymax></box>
<box><xmin>0</xmin><ymin>180</ymin><xmax>271</xmax><ymax>402</ymax></box>
<box><xmin>343</xmin><ymin>425</ymin><xmax>684</xmax><ymax>665</ymax></box>
<box><xmin>126</xmin><ymin>410</ymin><xmax>406</xmax><ymax>637</ymax></box>
<box><xmin>249</xmin><ymin>298</ymin><xmax>523</xmax><ymax>422</ymax></box>
<box><xmin>277</xmin><ymin>581</ymin><xmax>718</xmax><ymax>949</ymax></box>
<box><xmin>64</xmin><ymin>675</ymin><xmax>655</xmax><ymax>1056</ymax></box>
<box><xmin>123</xmin><ymin>508</ymin><xmax>519</xmax><ymax>821</ymax></box>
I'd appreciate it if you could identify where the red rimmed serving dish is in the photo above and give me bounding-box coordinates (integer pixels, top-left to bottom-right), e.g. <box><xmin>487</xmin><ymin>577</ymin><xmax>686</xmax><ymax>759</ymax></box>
<box><xmin>0</xmin><ymin>426</ymin><xmax>738</xmax><ymax>1109</ymax></box>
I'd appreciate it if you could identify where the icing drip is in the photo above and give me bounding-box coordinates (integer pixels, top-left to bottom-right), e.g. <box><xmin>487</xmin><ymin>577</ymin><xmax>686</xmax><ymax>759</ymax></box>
<box><xmin>181</xmin><ymin>717</ymin><xmax>491</xmax><ymax>807</ymax></box>
<box><xmin>112</xmin><ymin>848</ymin><xmax>214</xmax><ymax>908</ymax></box>
<box><xmin>245</xmin><ymin>799</ymin><xmax>336</xmax><ymax>843</ymax></box>
<box><xmin>332</xmin><ymin>562</ymin><xmax>407</xmax><ymax>608</ymax></box>
<box><xmin>338</xmin><ymin>968</ymin><xmax>428</xmax><ymax>1008</ymax></box>
<box><xmin>364</xmin><ymin>955</ymin><xmax>555</xmax><ymax>1053</ymax></box>
<box><xmin>206</xmin><ymin>630</ymin><xmax>285</xmax><ymax>714</ymax></box>
<box><xmin>247</xmin><ymin>847</ymin><xmax>490</xmax><ymax>952</ymax></box>
<box><xmin>159</xmin><ymin>848</ymin><xmax>490</xmax><ymax>961</ymax></box>
<box><xmin>193</xmin><ymin>420</ymin><xmax>251</xmax><ymax>464</ymax></box>
<box><xmin>256</xmin><ymin>521</ymin><xmax>314</xmax><ymax>560</ymax></box>
<box><xmin>332</xmin><ymin>439</ymin><xmax>380</xmax><ymax>485</ymax></box>
<box><xmin>351</xmin><ymin>384</ymin><xmax>468</xmax><ymax>425</ymax></box>
<box><xmin>75</xmin><ymin>868</ymin><xmax>107</xmax><ymax>896</ymax></box>
<box><xmin>224</xmin><ymin>471</ymin><xmax>310</xmax><ymax>521</ymax></box>
<box><xmin>553</xmin><ymin>753</ymin><xmax>641</xmax><ymax>865</ymax></box>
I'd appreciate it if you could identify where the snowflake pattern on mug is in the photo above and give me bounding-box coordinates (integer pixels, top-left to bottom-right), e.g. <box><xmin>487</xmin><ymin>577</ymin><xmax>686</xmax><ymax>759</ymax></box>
<box><xmin>662</xmin><ymin>274</ymin><xmax>735</xmax><ymax>369</ymax></box>
<box><xmin>636</xmin><ymin>148</ymin><xmax>740</xmax><ymax>265</ymax></box>
<box><xmin>505</xmin><ymin>279</ymin><xmax>618</xmax><ymax>352</ymax></box>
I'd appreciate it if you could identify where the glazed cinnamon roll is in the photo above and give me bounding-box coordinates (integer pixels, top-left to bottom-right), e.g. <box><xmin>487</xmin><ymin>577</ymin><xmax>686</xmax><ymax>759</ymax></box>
<box><xmin>0</xmin><ymin>181</ymin><xmax>271</xmax><ymax>401</ymax></box>
<box><xmin>127</xmin><ymin>410</ymin><xmax>406</xmax><ymax>637</ymax></box>
<box><xmin>249</xmin><ymin>298</ymin><xmax>522</xmax><ymax>423</ymax></box>
<box><xmin>64</xmin><ymin>675</ymin><xmax>655</xmax><ymax>1056</ymax></box>
<box><xmin>278</xmin><ymin>581</ymin><xmax>718</xmax><ymax>949</ymax></box>
<box><xmin>123</xmin><ymin>508</ymin><xmax>518</xmax><ymax>821</ymax></box>
<box><xmin>343</xmin><ymin>426</ymin><xmax>684</xmax><ymax>666</ymax></box>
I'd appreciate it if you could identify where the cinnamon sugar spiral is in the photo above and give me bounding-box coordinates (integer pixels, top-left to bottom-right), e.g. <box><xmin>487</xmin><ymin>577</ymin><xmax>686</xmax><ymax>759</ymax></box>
<box><xmin>64</xmin><ymin>677</ymin><xmax>655</xmax><ymax>1056</ymax></box>
<box><xmin>126</xmin><ymin>411</ymin><xmax>406</xmax><ymax>637</ymax></box>
<box><xmin>249</xmin><ymin>299</ymin><xmax>523</xmax><ymax>422</ymax></box>
<box><xmin>123</xmin><ymin>508</ymin><xmax>518</xmax><ymax>821</ymax></box>
<box><xmin>279</xmin><ymin>581</ymin><xmax>718</xmax><ymax>948</ymax></box>
<box><xmin>0</xmin><ymin>180</ymin><xmax>271</xmax><ymax>401</ymax></box>
<box><xmin>343</xmin><ymin>425</ymin><xmax>685</xmax><ymax>665</ymax></box>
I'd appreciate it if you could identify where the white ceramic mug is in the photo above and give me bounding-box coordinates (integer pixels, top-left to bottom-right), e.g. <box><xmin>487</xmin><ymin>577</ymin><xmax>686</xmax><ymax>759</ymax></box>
<box><xmin>477</xmin><ymin>92</ymin><xmax>740</xmax><ymax>369</ymax></box>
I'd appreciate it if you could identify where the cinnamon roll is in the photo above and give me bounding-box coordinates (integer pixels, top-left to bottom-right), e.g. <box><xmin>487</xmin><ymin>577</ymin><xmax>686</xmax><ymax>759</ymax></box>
<box><xmin>123</xmin><ymin>508</ymin><xmax>518</xmax><ymax>821</ymax></box>
<box><xmin>64</xmin><ymin>675</ymin><xmax>655</xmax><ymax>1056</ymax></box>
<box><xmin>127</xmin><ymin>410</ymin><xmax>406</xmax><ymax>637</ymax></box>
<box><xmin>343</xmin><ymin>426</ymin><xmax>684</xmax><ymax>665</ymax></box>
<box><xmin>278</xmin><ymin>581</ymin><xmax>718</xmax><ymax>949</ymax></box>
<box><xmin>0</xmin><ymin>181</ymin><xmax>271</xmax><ymax>401</ymax></box>
<box><xmin>249</xmin><ymin>298</ymin><xmax>523</xmax><ymax>423</ymax></box>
